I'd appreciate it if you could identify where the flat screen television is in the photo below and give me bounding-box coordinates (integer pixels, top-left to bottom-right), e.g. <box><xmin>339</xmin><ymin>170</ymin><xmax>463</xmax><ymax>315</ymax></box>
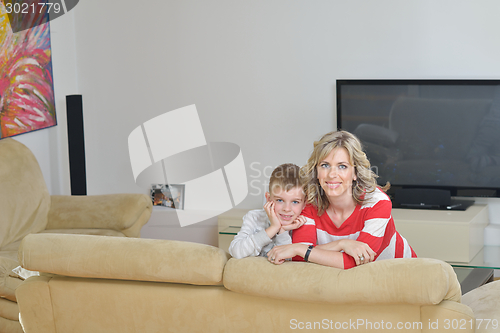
<box><xmin>336</xmin><ymin>79</ymin><xmax>500</xmax><ymax>209</ymax></box>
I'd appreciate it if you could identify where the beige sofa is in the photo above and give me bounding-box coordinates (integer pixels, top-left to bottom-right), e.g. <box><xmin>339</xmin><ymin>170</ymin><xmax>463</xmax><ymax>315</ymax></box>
<box><xmin>0</xmin><ymin>138</ymin><xmax>152</xmax><ymax>333</ymax></box>
<box><xmin>16</xmin><ymin>233</ymin><xmax>475</xmax><ymax>333</ymax></box>
<box><xmin>462</xmin><ymin>279</ymin><xmax>500</xmax><ymax>333</ymax></box>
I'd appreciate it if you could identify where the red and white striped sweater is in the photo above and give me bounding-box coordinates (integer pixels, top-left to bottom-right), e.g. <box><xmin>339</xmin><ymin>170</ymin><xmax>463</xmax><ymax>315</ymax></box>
<box><xmin>292</xmin><ymin>188</ymin><xmax>417</xmax><ymax>269</ymax></box>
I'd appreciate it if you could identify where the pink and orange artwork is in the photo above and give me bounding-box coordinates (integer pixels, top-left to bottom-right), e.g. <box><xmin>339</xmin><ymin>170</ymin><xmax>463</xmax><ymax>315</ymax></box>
<box><xmin>0</xmin><ymin>2</ymin><xmax>56</xmax><ymax>140</ymax></box>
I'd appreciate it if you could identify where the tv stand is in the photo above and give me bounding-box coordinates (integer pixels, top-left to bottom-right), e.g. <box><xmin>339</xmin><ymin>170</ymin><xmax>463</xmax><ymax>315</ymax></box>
<box><xmin>392</xmin><ymin>204</ymin><xmax>488</xmax><ymax>263</ymax></box>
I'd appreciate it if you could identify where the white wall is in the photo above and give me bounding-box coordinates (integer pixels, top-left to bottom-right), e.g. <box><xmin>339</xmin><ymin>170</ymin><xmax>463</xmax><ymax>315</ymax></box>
<box><xmin>20</xmin><ymin>0</ymin><xmax>500</xmax><ymax>243</ymax></box>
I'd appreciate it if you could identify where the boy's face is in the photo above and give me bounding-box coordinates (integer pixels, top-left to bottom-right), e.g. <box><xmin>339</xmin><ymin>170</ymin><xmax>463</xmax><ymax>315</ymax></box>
<box><xmin>265</xmin><ymin>187</ymin><xmax>306</xmax><ymax>226</ymax></box>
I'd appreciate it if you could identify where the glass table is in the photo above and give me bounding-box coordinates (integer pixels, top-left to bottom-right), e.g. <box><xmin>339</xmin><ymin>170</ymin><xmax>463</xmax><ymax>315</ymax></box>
<box><xmin>448</xmin><ymin>246</ymin><xmax>500</xmax><ymax>294</ymax></box>
<box><xmin>219</xmin><ymin>227</ymin><xmax>500</xmax><ymax>294</ymax></box>
<box><xmin>448</xmin><ymin>246</ymin><xmax>500</xmax><ymax>269</ymax></box>
<box><xmin>219</xmin><ymin>226</ymin><xmax>241</xmax><ymax>236</ymax></box>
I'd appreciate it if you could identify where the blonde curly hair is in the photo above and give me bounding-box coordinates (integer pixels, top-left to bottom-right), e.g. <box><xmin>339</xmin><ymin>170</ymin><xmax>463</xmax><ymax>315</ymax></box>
<box><xmin>300</xmin><ymin>130</ymin><xmax>388</xmax><ymax>216</ymax></box>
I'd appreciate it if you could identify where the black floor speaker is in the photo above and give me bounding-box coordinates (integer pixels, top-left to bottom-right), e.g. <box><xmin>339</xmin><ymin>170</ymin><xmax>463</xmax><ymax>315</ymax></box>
<box><xmin>66</xmin><ymin>95</ymin><xmax>87</xmax><ymax>195</ymax></box>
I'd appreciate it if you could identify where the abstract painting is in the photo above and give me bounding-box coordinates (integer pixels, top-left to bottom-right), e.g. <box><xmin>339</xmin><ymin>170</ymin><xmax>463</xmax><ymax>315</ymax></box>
<box><xmin>0</xmin><ymin>2</ymin><xmax>56</xmax><ymax>140</ymax></box>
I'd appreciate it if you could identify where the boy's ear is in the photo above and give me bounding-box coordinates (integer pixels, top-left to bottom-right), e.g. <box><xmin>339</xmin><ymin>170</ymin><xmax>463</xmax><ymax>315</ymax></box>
<box><xmin>265</xmin><ymin>192</ymin><xmax>271</xmax><ymax>202</ymax></box>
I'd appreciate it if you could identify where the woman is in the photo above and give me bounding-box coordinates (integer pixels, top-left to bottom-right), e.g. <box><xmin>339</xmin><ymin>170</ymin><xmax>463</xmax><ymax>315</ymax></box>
<box><xmin>267</xmin><ymin>130</ymin><xmax>416</xmax><ymax>269</ymax></box>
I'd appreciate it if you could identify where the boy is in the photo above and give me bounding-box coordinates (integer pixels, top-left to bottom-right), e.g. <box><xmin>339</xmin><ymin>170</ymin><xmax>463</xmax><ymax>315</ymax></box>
<box><xmin>228</xmin><ymin>163</ymin><xmax>306</xmax><ymax>259</ymax></box>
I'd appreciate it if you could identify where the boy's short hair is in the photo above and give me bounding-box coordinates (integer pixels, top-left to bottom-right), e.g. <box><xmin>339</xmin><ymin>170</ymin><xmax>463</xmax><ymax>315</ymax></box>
<box><xmin>268</xmin><ymin>163</ymin><xmax>302</xmax><ymax>196</ymax></box>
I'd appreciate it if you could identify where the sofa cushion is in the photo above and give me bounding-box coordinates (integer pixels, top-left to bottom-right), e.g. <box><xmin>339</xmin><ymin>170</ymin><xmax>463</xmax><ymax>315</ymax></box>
<box><xmin>0</xmin><ymin>241</ymin><xmax>22</xmax><ymax>253</ymax></box>
<box><xmin>0</xmin><ymin>139</ymin><xmax>50</xmax><ymax>248</ymax></box>
<box><xmin>0</xmin><ymin>231</ymin><xmax>122</xmax><ymax>303</ymax></box>
<box><xmin>462</xmin><ymin>279</ymin><xmax>500</xmax><ymax>333</ymax></box>
<box><xmin>19</xmin><ymin>233</ymin><xmax>230</xmax><ymax>285</ymax></box>
<box><xmin>0</xmin><ymin>316</ymin><xmax>23</xmax><ymax>333</ymax></box>
<box><xmin>0</xmin><ymin>298</ymin><xmax>19</xmax><ymax>321</ymax></box>
<box><xmin>223</xmin><ymin>257</ymin><xmax>461</xmax><ymax>305</ymax></box>
<box><xmin>0</xmin><ymin>250</ymin><xmax>23</xmax><ymax>302</ymax></box>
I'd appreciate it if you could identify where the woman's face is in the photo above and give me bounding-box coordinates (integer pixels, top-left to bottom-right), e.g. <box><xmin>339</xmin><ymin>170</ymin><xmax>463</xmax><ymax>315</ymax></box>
<box><xmin>316</xmin><ymin>147</ymin><xmax>356</xmax><ymax>202</ymax></box>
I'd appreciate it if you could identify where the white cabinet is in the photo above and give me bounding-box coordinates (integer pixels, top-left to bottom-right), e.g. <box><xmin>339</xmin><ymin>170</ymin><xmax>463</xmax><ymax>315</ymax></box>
<box><xmin>393</xmin><ymin>205</ymin><xmax>489</xmax><ymax>263</ymax></box>
<box><xmin>217</xmin><ymin>209</ymin><xmax>249</xmax><ymax>253</ymax></box>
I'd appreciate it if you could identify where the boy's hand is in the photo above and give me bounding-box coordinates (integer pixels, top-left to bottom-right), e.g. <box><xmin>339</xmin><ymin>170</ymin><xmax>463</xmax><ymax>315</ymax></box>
<box><xmin>281</xmin><ymin>215</ymin><xmax>306</xmax><ymax>231</ymax></box>
<box><xmin>267</xmin><ymin>244</ymin><xmax>303</xmax><ymax>265</ymax></box>
<box><xmin>264</xmin><ymin>201</ymin><xmax>281</xmax><ymax>238</ymax></box>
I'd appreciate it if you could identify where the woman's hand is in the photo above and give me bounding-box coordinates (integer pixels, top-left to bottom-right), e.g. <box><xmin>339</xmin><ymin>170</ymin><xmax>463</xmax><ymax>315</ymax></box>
<box><xmin>267</xmin><ymin>244</ymin><xmax>306</xmax><ymax>265</ymax></box>
<box><xmin>339</xmin><ymin>239</ymin><xmax>376</xmax><ymax>266</ymax></box>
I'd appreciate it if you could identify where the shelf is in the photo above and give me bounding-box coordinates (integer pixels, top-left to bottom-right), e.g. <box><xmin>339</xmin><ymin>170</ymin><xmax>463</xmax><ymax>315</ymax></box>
<box><xmin>219</xmin><ymin>226</ymin><xmax>241</xmax><ymax>235</ymax></box>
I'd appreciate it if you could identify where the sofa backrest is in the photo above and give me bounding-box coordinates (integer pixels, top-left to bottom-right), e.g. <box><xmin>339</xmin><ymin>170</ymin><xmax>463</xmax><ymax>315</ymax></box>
<box><xmin>19</xmin><ymin>233</ymin><xmax>230</xmax><ymax>285</ymax></box>
<box><xmin>389</xmin><ymin>97</ymin><xmax>491</xmax><ymax>160</ymax></box>
<box><xmin>0</xmin><ymin>138</ymin><xmax>50</xmax><ymax>248</ymax></box>
<box><xmin>223</xmin><ymin>257</ymin><xmax>461</xmax><ymax>305</ymax></box>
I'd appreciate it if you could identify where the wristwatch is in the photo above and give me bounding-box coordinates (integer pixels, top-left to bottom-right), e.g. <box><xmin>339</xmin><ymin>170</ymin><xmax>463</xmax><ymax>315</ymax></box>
<box><xmin>304</xmin><ymin>245</ymin><xmax>314</xmax><ymax>262</ymax></box>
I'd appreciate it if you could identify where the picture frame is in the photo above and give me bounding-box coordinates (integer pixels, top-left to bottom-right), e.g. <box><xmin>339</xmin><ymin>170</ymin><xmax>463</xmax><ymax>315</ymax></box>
<box><xmin>150</xmin><ymin>184</ymin><xmax>185</xmax><ymax>209</ymax></box>
<box><xmin>0</xmin><ymin>3</ymin><xmax>57</xmax><ymax>140</ymax></box>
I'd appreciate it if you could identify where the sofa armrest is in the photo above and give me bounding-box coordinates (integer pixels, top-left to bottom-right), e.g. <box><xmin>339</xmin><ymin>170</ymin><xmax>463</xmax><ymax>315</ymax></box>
<box><xmin>223</xmin><ymin>257</ymin><xmax>462</xmax><ymax>305</ymax></box>
<box><xmin>46</xmin><ymin>194</ymin><xmax>152</xmax><ymax>237</ymax></box>
<box><xmin>18</xmin><ymin>233</ymin><xmax>229</xmax><ymax>285</ymax></box>
<box><xmin>421</xmin><ymin>300</ymin><xmax>475</xmax><ymax>329</ymax></box>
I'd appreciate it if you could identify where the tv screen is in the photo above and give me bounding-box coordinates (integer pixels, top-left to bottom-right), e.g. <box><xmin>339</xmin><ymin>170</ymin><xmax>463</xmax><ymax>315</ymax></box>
<box><xmin>336</xmin><ymin>79</ymin><xmax>500</xmax><ymax>199</ymax></box>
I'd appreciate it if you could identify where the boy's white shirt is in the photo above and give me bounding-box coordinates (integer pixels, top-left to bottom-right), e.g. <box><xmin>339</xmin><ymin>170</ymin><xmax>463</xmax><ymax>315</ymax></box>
<box><xmin>228</xmin><ymin>209</ymin><xmax>292</xmax><ymax>259</ymax></box>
